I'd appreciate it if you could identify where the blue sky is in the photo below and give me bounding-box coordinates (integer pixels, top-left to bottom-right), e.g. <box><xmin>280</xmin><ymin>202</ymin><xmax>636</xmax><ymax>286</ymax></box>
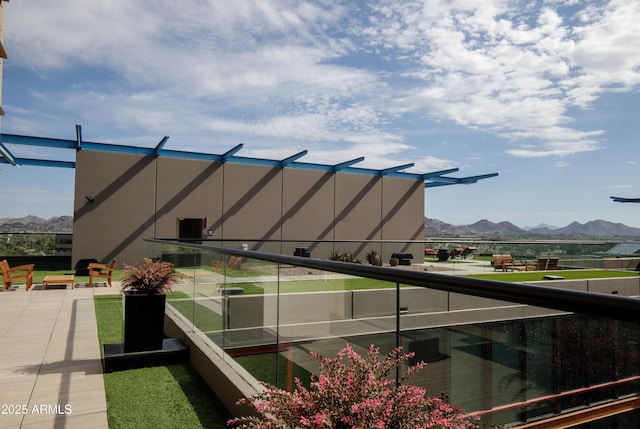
<box><xmin>1</xmin><ymin>0</ymin><xmax>639</xmax><ymax>228</ymax></box>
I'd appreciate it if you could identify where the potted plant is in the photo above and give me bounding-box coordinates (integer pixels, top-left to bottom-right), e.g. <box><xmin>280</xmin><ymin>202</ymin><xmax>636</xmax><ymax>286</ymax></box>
<box><xmin>365</xmin><ymin>249</ymin><xmax>383</xmax><ymax>266</ymax></box>
<box><xmin>120</xmin><ymin>258</ymin><xmax>177</xmax><ymax>353</ymax></box>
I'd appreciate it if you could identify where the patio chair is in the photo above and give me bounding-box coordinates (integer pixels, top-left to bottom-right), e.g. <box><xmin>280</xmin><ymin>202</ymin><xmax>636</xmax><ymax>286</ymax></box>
<box><xmin>88</xmin><ymin>259</ymin><xmax>117</xmax><ymax>287</ymax></box>
<box><xmin>492</xmin><ymin>254</ymin><xmax>514</xmax><ymax>271</ymax></box>
<box><xmin>535</xmin><ymin>258</ymin><xmax>549</xmax><ymax>270</ymax></box>
<box><xmin>546</xmin><ymin>258</ymin><xmax>559</xmax><ymax>270</ymax></box>
<box><xmin>1</xmin><ymin>259</ymin><xmax>35</xmax><ymax>291</ymax></box>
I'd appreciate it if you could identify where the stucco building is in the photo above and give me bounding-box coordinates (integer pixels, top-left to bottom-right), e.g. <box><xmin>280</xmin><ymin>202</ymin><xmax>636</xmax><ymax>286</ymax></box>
<box><xmin>1</xmin><ymin>129</ymin><xmax>497</xmax><ymax>266</ymax></box>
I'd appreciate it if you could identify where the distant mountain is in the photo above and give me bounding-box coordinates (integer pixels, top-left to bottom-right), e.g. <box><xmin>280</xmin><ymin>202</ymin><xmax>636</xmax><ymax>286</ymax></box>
<box><xmin>530</xmin><ymin>220</ymin><xmax>640</xmax><ymax>237</ymax></box>
<box><xmin>522</xmin><ymin>223</ymin><xmax>559</xmax><ymax>231</ymax></box>
<box><xmin>0</xmin><ymin>216</ymin><xmax>73</xmax><ymax>233</ymax></box>
<box><xmin>468</xmin><ymin>219</ymin><xmax>523</xmax><ymax>235</ymax></box>
<box><xmin>425</xmin><ymin>218</ymin><xmax>640</xmax><ymax>238</ymax></box>
<box><xmin>2</xmin><ymin>215</ymin><xmax>639</xmax><ymax>238</ymax></box>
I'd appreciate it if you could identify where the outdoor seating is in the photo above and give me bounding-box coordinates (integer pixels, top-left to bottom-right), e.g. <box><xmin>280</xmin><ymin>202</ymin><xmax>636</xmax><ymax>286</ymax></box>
<box><xmin>424</xmin><ymin>248</ymin><xmax>438</xmax><ymax>258</ymax></box>
<box><xmin>74</xmin><ymin>258</ymin><xmax>100</xmax><ymax>276</ymax></box>
<box><xmin>450</xmin><ymin>247</ymin><xmax>464</xmax><ymax>258</ymax></box>
<box><xmin>88</xmin><ymin>259</ymin><xmax>117</xmax><ymax>287</ymax></box>
<box><xmin>546</xmin><ymin>258</ymin><xmax>559</xmax><ymax>270</ymax></box>
<box><xmin>213</xmin><ymin>255</ymin><xmax>244</xmax><ymax>271</ymax></box>
<box><xmin>492</xmin><ymin>254</ymin><xmax>514</xmax><ymax>271</ymax></box>
<box><xmin>1</xmin><ymin>259</ymin><xmax>35</xmax><ymax>291</ymax></box>
<box><xmin>461</xmin><ymin>246</ymin><xmax>475</xmax><ymax>259</ymax></box>
<box><xmin>391</xmin><ymin>253</ymin><xmax>413</xmax><ymax>266</ymax></box>
<box><xmin>227</xmin><ymin>256</ymin><xmax>244</xmax><ymax>269</ymax></box>
<box><xmin>535</xmin><ymin>258</ymin><xmax>549</xmax><ymax>270</ymax></box>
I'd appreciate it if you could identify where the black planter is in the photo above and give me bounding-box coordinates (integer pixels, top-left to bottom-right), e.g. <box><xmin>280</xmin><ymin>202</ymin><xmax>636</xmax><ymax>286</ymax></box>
<box><xmin>123</xmin><ymin>292</ymin><xmax>166</xmax><ymax>353</ymax></box>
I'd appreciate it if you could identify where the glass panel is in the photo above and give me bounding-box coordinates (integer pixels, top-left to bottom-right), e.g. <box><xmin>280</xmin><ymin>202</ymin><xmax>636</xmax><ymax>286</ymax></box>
<box><xmin>144</xmin><ymin>239</ymin><xmax>640</xmax><ymax>428</ymax></box>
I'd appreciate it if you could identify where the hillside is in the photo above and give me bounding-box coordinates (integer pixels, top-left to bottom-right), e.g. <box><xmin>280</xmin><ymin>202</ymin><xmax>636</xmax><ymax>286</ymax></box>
<box><xmin>2</xmin><ymin>215</ymin><xmax>639</xmax><ymax>239</ymax></box>
<box><xmin>425</xmin><ymin>218</ymin><xmax>640</xmax><ymax>239</ymax></box>
<box><xmin>0</xmin><ymin>216</ymin><xmax>73</xmax><ymax>233</ymax></box>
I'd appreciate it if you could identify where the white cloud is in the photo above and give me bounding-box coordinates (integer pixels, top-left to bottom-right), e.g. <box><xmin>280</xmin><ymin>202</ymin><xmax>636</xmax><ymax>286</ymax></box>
<box><xmin>353</xmin><ymin>0</ymin><xmax>640</xmax><ymax>157</ymax></box>
<box><xmin>5</xmin><ymin>0</ymin><xmax>640</xmax><ymax>167</ymax></box>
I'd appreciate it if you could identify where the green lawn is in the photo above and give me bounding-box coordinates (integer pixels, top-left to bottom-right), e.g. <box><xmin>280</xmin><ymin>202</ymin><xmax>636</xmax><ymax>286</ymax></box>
<box><xmin>234</xmin><ymin>353</ymin><xmax>311</xmax><ymax>390</ymax></box>
<box><xmin>169</xmin><ymin>296</ymin><xmax>223</xmax><ymax>333</ymax></box>
<box><xmin>221</xmin><ymin>277</ymin><xmax>397</xmax><ymax>295</ymax></box>
<box><xmin>466</xmin><ymin>269</ymin><xmax>638</xmax><ymax>282</ymax></box>
<box><xmin>94</xmin><ymin>295</ymin><xmax>230</xmax><ymax>429</ymax></box>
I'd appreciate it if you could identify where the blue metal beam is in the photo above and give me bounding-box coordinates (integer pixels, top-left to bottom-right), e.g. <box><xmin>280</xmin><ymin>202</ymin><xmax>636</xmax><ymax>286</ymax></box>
<box><xmin>154</xmin><ymin>136</ymin><xmax>169</xmax><ymax>155</ymax></box>
<box><xmin>611</xmin><ymin>196</ymin><xmax>640</xmax><ymax>203</ymax></box>
<box><xmin>457</xmin><ymin>172</ymin><xmax>499</xmax><ymax>184</ymax></box>
<box><xmin>421</xmin><ymin>168</ymin><xmax>459</xmax><ymax>179</ymax></box>
<box><xmin>425</xmin><ymin>172</ymin><xmax>498</xmax><ymax>188</ymax></box>
<box><xmin>425</xmin><ymin>181</ymin><xmax>454</xmax><ymax>188</ymax></box>
<box><xmin>333</xmin><ymin>157</ymin><xmax>365</xmax><ymax>171</ymax></box>
<box><xmin>155</xmin><ymin>148</ymin><xmax>224</xmax><ymax>162</ymax></box>
<box><xmin>378</xmin><ymin>163</ymin><xmax>414</xmax><ymax>176</ymax></box>
<box><xmin>75</xmin><ymin>125</ymin><xmax>83</xmax><ymax>150</ymax></box>
<box><xmin>1</xmin><ymin>133</ymin><xmax>78</xmax><ymax>149</ymax></box>
<box><xmin>6</xmin><ymin>158</ymin><xmax>75</xmax><ymax>169</ymax></box>
<box><xmin>221</xmin><ymin>144</ymin><xmax>244</xmax><ymax>162</ymax></box>
<box><xmin>0</xmin><ymin>131</ymin><xmax>498</xmax><ymax>188</ymax></box>
<box><xmin>280</xmin><ymin>150</ymin><xmax>307</xmax><ymax>167</ymax></box>
<box><xmin>0</xmin><ymin>142</ymin><xmax>17</xmax><ymax>166</ymax></box>
<box><xmin>80</xmin><ymin>141</ymin><xmax>157</xmax><ymax>156</ymax></box>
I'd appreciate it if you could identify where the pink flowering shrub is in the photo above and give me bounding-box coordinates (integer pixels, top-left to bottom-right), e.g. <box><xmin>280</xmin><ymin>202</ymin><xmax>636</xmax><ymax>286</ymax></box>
<box><xmin>228</xmin><ymin>344</ymin><xmax>478</xmax><ymax>429</ymax></box>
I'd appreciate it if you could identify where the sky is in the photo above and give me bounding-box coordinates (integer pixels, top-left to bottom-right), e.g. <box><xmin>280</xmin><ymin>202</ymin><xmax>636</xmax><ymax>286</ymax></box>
<box><xmin>1</xmin><ymin>0</ymin><xmax>639</xmax><ymax>228</ymax></box>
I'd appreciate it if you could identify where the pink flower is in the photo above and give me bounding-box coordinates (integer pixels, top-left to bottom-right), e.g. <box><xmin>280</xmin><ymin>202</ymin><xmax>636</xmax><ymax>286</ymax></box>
<box><xmin>228</xmin><ymin>344</ymin><xmax>478</xmax><ymax>429</ymax></box>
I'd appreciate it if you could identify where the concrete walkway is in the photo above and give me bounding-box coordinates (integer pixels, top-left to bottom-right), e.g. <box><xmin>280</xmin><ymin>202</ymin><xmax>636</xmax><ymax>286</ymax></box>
<box><xmin>0</xmin><ymin>284</ymin><xmax>118</xmax><ymax>429</ymax></box>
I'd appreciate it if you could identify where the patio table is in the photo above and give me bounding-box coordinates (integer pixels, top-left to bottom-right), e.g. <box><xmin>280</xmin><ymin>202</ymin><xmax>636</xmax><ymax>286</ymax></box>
<box><xmin>42</xmin><ymin>275</ymin><xmax>75</xmax><ymax>290</ymax></box>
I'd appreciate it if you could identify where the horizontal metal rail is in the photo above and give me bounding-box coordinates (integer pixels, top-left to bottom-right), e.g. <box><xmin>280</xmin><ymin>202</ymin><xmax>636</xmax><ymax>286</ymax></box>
<box><xmin>470</xmin><ymin>376</ymin><xmax>640</xmax><ymax>417</ymax></box>
<box><xmin>148</xmin><ymin>239</ymin><xmax>640</xmax><ymax>324</ymax></box>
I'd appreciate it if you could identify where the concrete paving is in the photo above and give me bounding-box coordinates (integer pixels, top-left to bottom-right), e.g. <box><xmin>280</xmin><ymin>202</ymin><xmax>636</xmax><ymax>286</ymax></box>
<box><xmin>418</xmin><ymin>258</ymin><xmax>498</xmax><ymax>275</ymax></box>
<box><xmin>0</xmin><ymin>283</ymin><xmax>119</xmax><ymax>429</ymax></box>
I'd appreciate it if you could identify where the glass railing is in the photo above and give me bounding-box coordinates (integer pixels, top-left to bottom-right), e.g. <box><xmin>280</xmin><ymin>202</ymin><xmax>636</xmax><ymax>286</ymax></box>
<box><xmin>145</xmin><ymin>239</ymin><xmax>640</xmax><ymax>428</ymax></box>
<box><xmin>168</xmin><ymin>237</ymin><xmax>640</xmax><ymax>273</ymax></box>
<box><xmin>424</xmin><ymin>239</ymin><xmax>633</xmax><ymax>271</ymax></box>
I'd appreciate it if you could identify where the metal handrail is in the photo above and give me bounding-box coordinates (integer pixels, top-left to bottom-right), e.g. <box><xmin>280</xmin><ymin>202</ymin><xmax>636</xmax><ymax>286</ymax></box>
<box><xmin>148</xmin><ymin>239</ymin><xmax>640</xmax><ymax>324</ymax></box>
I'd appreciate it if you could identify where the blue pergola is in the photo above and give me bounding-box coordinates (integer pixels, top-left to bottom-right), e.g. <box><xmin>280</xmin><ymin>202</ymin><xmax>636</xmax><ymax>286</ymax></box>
<box><xmin>610</xmin><ymin>197</ymin><xmax>640</xmax><ymax>203</ymax></box>
<box><xmin>0</xmin><ymin>125</ymin><xmax>498</xmax><ymax>188</ymax></box>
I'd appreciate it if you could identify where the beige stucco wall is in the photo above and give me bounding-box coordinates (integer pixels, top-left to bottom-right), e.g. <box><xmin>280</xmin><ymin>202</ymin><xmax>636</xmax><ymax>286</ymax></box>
<box><xmin>73</xmin><ymin>150</ymin><xmax>425</xmax><ymax>266</ymax></box>
<box><xmin>216</xmin><ymin>163</ymin><xmax>283</xmax><ymax>241</ymax></box>
<box><xmin>73</xmin><ymin>151</ymin><xmax>157</xmax><ymax>265</ymax></box>
<box><xmin>154</xmin><ymin>157</ymin><xmax>224</xmax><ymax>238</ymax></box>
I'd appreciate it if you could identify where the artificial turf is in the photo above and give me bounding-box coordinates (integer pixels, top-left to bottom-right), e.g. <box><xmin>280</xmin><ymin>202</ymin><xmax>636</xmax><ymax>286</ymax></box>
<box><xmin>94</xmin><ymin>295</ymin><xmax>230</xmax><ymax>429</ymax></box>
<box><xmin>466</xmin><ymin>269</ymin><xmax>638</xmax><ymax>282</ymax></box>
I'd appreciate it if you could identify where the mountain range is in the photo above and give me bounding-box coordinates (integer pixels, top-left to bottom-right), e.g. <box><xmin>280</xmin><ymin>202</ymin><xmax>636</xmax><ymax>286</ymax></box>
<box><xmin>425</xmin><ymin>218</ymin><xmax>640</xmax><ymax>239</ymax></box>
<box><xmin>0</xmin><ymin>216</ymin><xmax>73</xmax><ymax>233</ymax></box>
<box><xmin>1</xmin><ymin>215</ymin><xmax>639</xmax><ymax>239</ymax></box>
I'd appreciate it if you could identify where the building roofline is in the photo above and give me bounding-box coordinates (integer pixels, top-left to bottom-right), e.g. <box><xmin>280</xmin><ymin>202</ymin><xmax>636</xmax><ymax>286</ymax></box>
<box><xmin>0</xmin><ymin>127</ymin><xmax>498</xmax><ymax>187</ymax></box>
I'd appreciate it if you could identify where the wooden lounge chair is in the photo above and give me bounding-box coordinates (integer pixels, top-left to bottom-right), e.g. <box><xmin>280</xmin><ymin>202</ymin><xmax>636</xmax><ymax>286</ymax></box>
<box><xmin>450</xmin><ymin>247</ymin><xmax>464</xmax><ymax>258</ymax></box>
<box><xmin>461</xmin><ymin>246</ymin><xmax>476</xmax><ymax>259</ymax></box>
<box><xmin>89</xmin><ymin>259</ymin><xmax>117</xmax><ymax>287</ymax></box>
<box><xmin>535</xmin><ymin>258</ymin><xmax>549</xmax><ymax>270</ymax></box>
<box><xmin>1</xmin><ymin>259</ymin><xmax>35</xmax><ymax>291</ymax></box>
<box><xmin>492</xmin><ymin>254</ymin><xmax>514</xmax><ymax>271</ymax></box>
